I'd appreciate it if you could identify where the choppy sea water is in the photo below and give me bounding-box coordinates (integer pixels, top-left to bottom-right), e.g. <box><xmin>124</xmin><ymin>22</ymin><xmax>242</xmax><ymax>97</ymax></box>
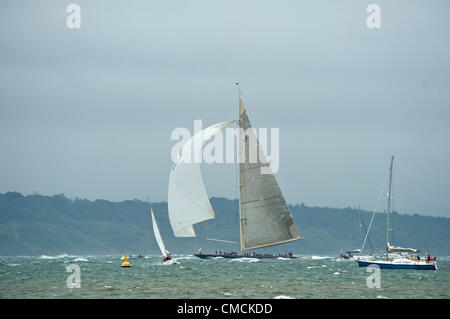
<box><xmin>0</xmin><ymin>254</ymin><xmax>448</xmax><ymax>299</ymax></box>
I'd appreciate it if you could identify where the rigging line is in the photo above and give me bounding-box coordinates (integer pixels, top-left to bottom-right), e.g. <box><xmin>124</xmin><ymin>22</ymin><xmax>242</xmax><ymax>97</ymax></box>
<box><xmin>360</xmin><ymin>169</ymin><xmax>389</xmax><ymax>254</ymax></box>
<box><xmin>197</xmin><ymin>237</ymin><xmax>239</xmax><ymax>245</ymax></box>
<box><xmin>395</xmin><ymin>155</ymin><xmax>414</xmax><ymax>216</ymax></box>
<box><xmin>361</xmin><ymin>216</ymin><xmax>375</xmax><ymax>254</ymax></box>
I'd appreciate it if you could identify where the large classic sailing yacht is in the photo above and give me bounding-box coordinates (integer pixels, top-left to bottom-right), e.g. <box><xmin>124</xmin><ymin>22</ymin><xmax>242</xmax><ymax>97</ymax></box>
<box><xmin>167</xmin><ymin>88</ymin><xmax>301</xmax><ymax>259</ymax></box>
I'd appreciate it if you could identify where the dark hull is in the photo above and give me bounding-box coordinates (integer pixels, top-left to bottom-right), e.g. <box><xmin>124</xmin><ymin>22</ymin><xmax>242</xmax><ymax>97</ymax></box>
<box><xmin>194</xmin><ymin>254</ymin><xmax>297</xmax><ymax>260</ymax></box>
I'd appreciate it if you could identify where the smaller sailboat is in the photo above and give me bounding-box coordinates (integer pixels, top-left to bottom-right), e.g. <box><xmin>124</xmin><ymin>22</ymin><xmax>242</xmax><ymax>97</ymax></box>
<box><xmin>357</xmin><ymin>156</ymin><xmax>437</xmax><ymax>270</ymax></box>
<box><xmin>337</xmin><ymin>207</ymin><xmax>375</xmax><ymax>261</ymax></box>
<box><xmin>151</xmin><ymin>208</ymin><xmax>177</xmax><ymax>265</ymax></box>
<box><xmin>338</xmin><ymin>249</ymin><xmax>361</xmax><ymax>261</ymax></box>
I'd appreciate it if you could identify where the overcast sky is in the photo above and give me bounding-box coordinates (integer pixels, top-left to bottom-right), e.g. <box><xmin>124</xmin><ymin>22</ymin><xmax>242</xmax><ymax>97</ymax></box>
<box><xmin>1</xmin><ymin>1</ymin><xmax>449</xmax><ymax>217</ymax></box>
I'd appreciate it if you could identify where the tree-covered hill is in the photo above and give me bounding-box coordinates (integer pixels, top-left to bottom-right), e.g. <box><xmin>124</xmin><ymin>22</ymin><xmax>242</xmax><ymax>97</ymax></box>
<box><xmin>0</xmin><ymin>192</ymin><xmax>448</xmax><ymax>256</ymax></box>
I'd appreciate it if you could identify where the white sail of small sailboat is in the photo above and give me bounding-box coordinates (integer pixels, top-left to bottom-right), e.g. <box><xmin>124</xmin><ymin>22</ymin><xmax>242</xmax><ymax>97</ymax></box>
<box><xmin>151</xmin><ymin>208</ymin><xmax>177</xmax><ymax>265</ymax></box>
<box><xmin>168</xmin><ymin>90</ymin><xmax>301</xmax><ymax>259</ymax></box>
<box><xmin>357</xmin><ymin>156</ymin><xmax>437</xmax><ymax>270</ymax></box>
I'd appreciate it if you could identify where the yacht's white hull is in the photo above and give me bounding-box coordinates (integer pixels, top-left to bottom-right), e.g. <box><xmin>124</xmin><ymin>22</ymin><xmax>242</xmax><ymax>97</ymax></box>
<box><xmin>357</xmin><ymin>258</ymin><xmax>437</xmax><ymax>270</ymax></box>
<box><xmin>162</xmin><ymin>258</ymin><xmax>177</xmax><ymax>265</ymax></box>
<box><xmin>336</xmin><ymin>255</ymin><xmax>375</xmax><ymax>262</ymax></box>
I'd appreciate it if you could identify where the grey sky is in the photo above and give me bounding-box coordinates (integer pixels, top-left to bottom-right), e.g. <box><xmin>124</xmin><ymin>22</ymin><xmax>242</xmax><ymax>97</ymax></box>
<box><xmin>0</xmin><ymin>1</ymin><xmax>449</xmax><ymax>217</ymax></box>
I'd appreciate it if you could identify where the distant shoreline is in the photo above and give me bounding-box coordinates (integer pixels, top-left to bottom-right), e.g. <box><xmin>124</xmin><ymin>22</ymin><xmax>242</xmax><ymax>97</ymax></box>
<box><xmin>1</xmin><ymin>192</ymin><xmax>449</xmax><ymax>256</ymax></box>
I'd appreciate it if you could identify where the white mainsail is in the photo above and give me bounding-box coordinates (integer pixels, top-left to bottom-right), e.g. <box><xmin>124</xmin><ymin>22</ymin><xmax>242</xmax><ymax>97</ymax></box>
<box><xmin>387</xmin><ymin>242</ymin><xmax>420</xmax><ymax>253</ymax></box>
<box><xmin>168</xmin><ymin>121</ymin><xmax>235</xmax><ymax>237</ymax></box>
<box><xmin>151</xmin><ymin>208</ymin><xmax>169</xmax><ymax>257</ymax></box>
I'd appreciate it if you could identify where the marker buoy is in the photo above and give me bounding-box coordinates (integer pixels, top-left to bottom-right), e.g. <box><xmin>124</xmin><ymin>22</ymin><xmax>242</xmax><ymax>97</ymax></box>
<box><xmin>121</xmin><ymin>255</ymin><xmax>131</xmax><ymax>267</ymax></box>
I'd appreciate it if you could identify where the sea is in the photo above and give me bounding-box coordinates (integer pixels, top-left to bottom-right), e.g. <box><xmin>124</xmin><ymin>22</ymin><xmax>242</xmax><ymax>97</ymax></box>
<box><xmin>0</xmin><ymin>254</ymin><xmax>449</xmax><ymax>299</ymax></box>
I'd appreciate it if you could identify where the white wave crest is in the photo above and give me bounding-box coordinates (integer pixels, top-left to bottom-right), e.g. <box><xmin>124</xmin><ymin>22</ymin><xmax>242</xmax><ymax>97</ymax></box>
<box><xmin>39</xmin><ymin>254</ymin><xmax>71</xmax><ymax>259</ymax></box>
<box><xmin>229</xmin><ymin>258</ymin><xmax>260</xmax><ymax>263</ymax></box>
<box><xmin>176</xmin><ymin>256</ymin><xmax>197</xmax><ymax>260</ymax></box>
<box><xmin>274</xmin><ymin>295</ymin><xmax>295</xmax><ymax>299</ymax></box>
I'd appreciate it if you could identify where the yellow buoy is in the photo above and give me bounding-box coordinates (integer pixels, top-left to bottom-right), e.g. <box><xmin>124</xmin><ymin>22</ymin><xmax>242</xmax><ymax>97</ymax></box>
<box><xmin>121</xmin><ymin>255</ymin><xmax>131</xmax><ymax>267</ymax></box>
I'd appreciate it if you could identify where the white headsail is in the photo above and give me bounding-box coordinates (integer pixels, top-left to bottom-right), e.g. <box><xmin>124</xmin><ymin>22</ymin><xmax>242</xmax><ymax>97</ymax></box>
<box><xmin>151</xmin><ymin>208</ymin><xmax>169</xmax><ymax>257</ymax></box>
<box><xmin>168</xmin><ymin>121</ymin><xmax>235</xmax><ymax>237</ymax></box>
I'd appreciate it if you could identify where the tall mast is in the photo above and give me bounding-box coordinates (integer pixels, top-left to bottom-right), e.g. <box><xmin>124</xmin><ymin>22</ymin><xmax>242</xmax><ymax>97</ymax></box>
<box><xmin>386</xmin><ymin>155</ymin><xmax>394</xmax><ymax>259</ymax></box>
<box><xmin>236</xmin><ymin>83</ymin><xmax>243</xmax><ymax>255</ymax></box>
<box><xmin>358</xmin><ymin>205</ymin><xmax>362</xmax><ymax>250</ymax></box>
<box><xmin>234</xmin><ymin>83</ymin><xmax>300</xmax><ymax>253</ymax></box>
